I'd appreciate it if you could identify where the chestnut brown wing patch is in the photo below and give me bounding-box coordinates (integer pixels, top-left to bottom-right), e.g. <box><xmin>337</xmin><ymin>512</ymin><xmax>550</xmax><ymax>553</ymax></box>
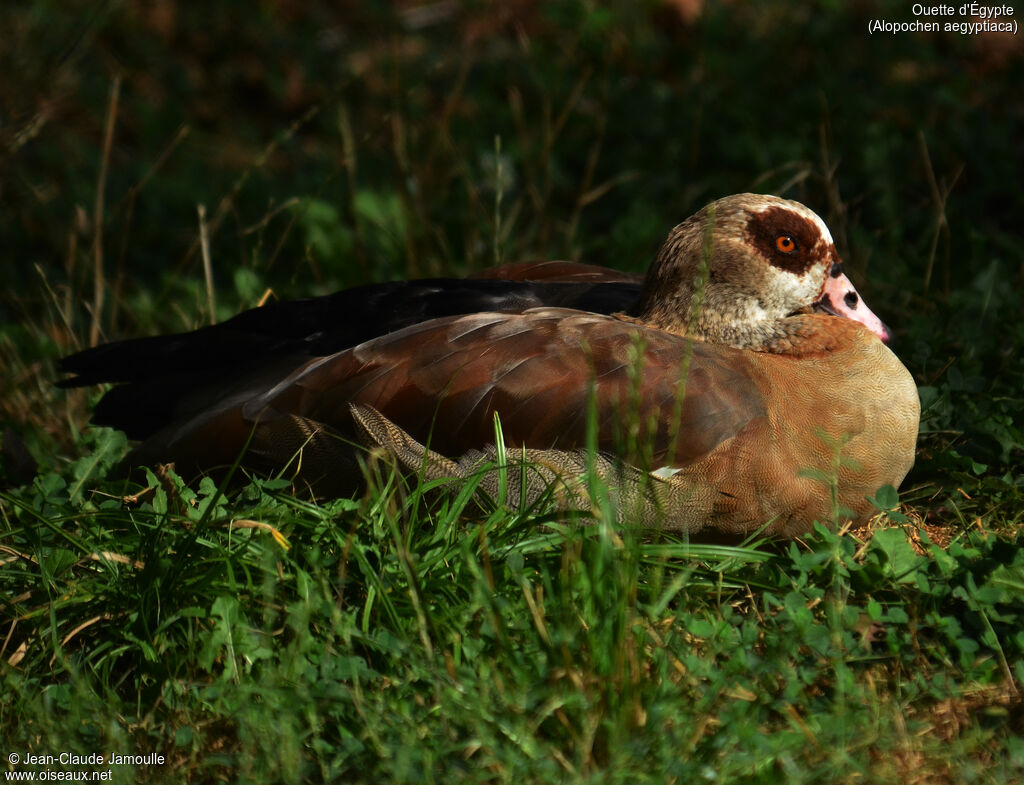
<box><xmin>267</xmin><ymin>308</ymin><xmax>766</xmax><ymax>468</ymax></box>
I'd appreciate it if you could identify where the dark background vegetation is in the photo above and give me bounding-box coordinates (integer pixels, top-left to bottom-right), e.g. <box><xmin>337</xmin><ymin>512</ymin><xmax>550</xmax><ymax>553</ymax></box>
<box><xmin>2</xmin><ymin>1</ymin><xmax>1024</xmax><ymax>781</ymax></box>
<box><xmin>2</xmin><ymin>0</ymin><xmax>1022</xmax><ymax>519</ymax></box>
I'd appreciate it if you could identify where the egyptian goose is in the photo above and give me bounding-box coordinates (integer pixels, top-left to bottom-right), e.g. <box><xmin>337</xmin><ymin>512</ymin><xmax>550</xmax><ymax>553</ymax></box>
<box><xmin>60</xmin><ymin>194</ymin><xmax>920</xmax><ymax>537</ymax></box>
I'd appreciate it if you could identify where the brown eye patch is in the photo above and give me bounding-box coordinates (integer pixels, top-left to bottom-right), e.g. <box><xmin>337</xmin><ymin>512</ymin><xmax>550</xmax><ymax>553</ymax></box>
<box><xmin>745</xmin><ymin>207</ymin><xmax>821</xmax><ymax>274</ymax></box>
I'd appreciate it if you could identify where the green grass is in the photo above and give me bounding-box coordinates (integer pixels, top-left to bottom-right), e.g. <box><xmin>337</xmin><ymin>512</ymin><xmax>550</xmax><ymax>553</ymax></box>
<box><xmin>2</xmin><ymin>1</ymin><xmax>1024</xmax><ymax>782</ymax></box>
<box><xmin>3</xmin><ymin>431</ymin><xmax>1024</xmax><ymax>783</ymax></box>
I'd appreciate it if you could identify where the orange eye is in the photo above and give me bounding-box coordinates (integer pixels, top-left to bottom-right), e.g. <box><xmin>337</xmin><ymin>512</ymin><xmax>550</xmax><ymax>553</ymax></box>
<box><xmin>776</xmin><ymin>235</ymin><xmax>797</xmax><ymax>253</ymax></box>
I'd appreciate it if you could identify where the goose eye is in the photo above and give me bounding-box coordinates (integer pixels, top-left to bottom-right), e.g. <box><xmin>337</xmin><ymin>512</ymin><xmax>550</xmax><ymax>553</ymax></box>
<box><xmin>775</xmin><ymin>235</ymin><xmax>797</xmax><ymax>254</ymax></box>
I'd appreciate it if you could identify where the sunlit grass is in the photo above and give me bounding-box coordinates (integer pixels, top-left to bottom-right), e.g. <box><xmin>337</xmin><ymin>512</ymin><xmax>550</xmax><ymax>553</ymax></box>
<box><xmin>3</xmin><ymin>431</ymin><xmax>1024</xmax><ymax>783</ymax></box>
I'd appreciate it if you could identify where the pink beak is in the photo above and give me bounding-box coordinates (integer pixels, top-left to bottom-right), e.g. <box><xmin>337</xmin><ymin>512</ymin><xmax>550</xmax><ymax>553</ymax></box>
<box><xmin>817</xmin><ymin>265</ymin><xmax>892</xmax><ymax>344</ymax></box>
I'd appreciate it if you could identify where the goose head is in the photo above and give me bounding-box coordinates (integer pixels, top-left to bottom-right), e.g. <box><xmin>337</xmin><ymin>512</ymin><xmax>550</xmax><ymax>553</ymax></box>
<box><xmin>631</xmin><ymin>193</ymin><xmax>891</xmax><ymax>351</ymax></box>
